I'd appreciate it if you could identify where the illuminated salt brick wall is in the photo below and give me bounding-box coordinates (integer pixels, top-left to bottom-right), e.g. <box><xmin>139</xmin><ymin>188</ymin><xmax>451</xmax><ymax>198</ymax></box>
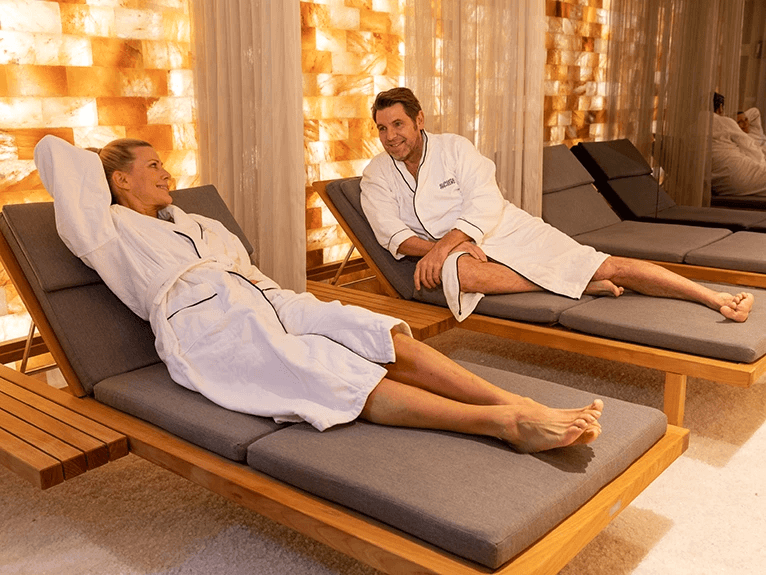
<box><xmin>302</xmin><ymin>0</ymin><xmax>404</xmax><ymax>269</ymax></box>
<box><xmin>544</xmin><ymin>0</ymin><xmax>609</xmax><ymax>146</ymax></box>
<box><xmin>0</xmin><ymin>0</ymin><xmax>196</xmax><ymax>336</ymax></box>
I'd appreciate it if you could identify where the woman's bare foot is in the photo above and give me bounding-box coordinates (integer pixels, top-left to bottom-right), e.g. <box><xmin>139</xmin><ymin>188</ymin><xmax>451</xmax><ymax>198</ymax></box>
<box><xmin>499</xmin><ymin>399</ymin><xmax>604</xmax><ymax>453</ymax></box>
<box><xmin>585</xmin><ymin>279</ymin><xmax>624</xmax><ymax>298</ymax></box>
<box><xmin>718</xmin><ymin>292</ymin><xmax>754</xmax><ymax>322</ymax></box>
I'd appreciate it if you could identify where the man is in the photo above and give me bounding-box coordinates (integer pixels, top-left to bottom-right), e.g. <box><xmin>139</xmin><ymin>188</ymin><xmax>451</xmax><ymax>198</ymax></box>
<box><xmin>360</xmin><ymin>87</ymin><xmax>754</xmax><ymax>322</ymax></box>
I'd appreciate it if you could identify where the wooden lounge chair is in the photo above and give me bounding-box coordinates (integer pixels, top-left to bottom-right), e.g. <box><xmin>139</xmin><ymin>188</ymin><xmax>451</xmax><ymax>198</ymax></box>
<box><xmin>570</xmin><ymin>138</ymin><xmax>766</xmax><ymax>231</ymax></box>
<box><xmin>543</xmin><ymin>144</ymin><xmax>766</xmax><ymax>289</ymax></box>
<box><xmin>0</xmin><ymin>186</ymin><xmax>688</xmax><ymax>575</ymax></box>
<box><xmin>314</xmin><ymin>177</ymin><xmax>766</xmax><ymax>428</ymax></box>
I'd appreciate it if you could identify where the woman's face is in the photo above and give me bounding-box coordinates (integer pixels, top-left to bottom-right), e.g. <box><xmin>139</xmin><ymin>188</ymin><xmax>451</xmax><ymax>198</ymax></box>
<box><xmin>118</xmin><ymin>146</ymin><xmax>173</xmax><ymax>213</ymax></box>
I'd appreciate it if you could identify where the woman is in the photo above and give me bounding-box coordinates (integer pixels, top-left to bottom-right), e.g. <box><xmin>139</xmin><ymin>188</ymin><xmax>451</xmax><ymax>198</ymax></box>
<box><xmin>34</xmin><ymin>135</ymin><xmax>603</xmax><ymax>453</ymax></box>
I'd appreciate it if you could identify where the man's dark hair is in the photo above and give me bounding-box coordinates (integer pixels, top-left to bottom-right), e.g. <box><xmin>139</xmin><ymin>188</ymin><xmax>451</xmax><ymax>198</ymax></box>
<box><xmin>372</xmin><ymin>87</ymin><xmax>423</xmax><ymax>124</ymax></box>
<box><xmin>713</xmin><ymin>92</ymin><xmax>725</xmax><ymax>113</ymax></box>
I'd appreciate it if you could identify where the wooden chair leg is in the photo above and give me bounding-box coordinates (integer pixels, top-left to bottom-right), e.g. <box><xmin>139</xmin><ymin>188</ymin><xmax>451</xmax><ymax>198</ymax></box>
<box><xmin>330</xmin><ymin>245</ymin><xmax>356</xmax><ymax>285</ymax></box>
<box><xmin>663</xmin><ymin>372</ymin><xmax>687</xmax><ymax>427</ymax></box>
<box><xmin>19</xmin><ymin>321</ymin><xmax>36</xmax><ymax>374</ymax></box>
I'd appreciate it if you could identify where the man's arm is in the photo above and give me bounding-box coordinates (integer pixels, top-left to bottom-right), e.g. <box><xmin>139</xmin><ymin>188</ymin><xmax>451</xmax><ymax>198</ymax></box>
<box><xmin>399</xmin><ymin>229</ymin><xmax>486</xmax><ymax>290</ymax></box>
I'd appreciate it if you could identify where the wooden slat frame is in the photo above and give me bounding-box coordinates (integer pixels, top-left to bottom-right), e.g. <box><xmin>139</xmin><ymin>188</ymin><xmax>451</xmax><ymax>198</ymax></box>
<box><xmin>313</xmin><ymin>178</ymin><xmax>766</xmax><ymax>427</ymax></box>
<box><xmin>2</xmin><ymin>364</ymin><xmax>689</xmax><ymax>575</ymax></box>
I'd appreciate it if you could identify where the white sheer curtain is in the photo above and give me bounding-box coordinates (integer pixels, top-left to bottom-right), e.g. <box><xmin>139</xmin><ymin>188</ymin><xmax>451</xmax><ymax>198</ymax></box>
<box><xmin>605</xmin><ymin>0</ymin><xmax>744</xmax><ymax>207</ymax></box>
<box><xmin>191</xmin><ymin>1</ymin><xmax>305</xmax><ymax>291</ymax></box>
<box><xmin>405</xmin><ymin>0</ymin><xmax>545</xmax><ymax>215</ymax></box>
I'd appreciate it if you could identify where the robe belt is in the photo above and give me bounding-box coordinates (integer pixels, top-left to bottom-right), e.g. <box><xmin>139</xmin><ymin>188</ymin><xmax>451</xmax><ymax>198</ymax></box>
<box><xmin>145</xmin><ymin>257</ymin><xmax>223</xmax><ymax>312</ymax></box>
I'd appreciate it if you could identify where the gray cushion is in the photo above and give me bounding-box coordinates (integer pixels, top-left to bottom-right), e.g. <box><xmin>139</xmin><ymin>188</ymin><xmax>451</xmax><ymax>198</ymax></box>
<box><xmin>711</xmin><ymin>194</ymin><xmax>766</xmax><ymax>210</ymax></box>
<box><xmin>543</xmin><ymin>183</ymin><xmax>622</xmax><ymax>236</ymax></box>
<box><xmin>542</xmin><ymin>144</ymin><xmax>594</xmax><ymax>193</ymax></box>
<box><xmin>685</xmin><ymin>232</ymin><xmax>766</xmax><ymax>273</ymax></box>
<box><xmin>573</xmin><ymin>139</ymin><xmax>653</xmax><ymax>179</ymax></box>
<box><xmin>605</xmin><ymin>176</ymin><xmax>677</xmax><ymax>218</ymax></box>
<box><xmin>415</xmin><ymin>286</ymin><xmax>592</xmax><ymax>324</ymax></box>
<box><xmin>95</xmin><ymin>363</ymin><xmax>283</xmax><ymax>461</ymax></box>
<box><xmin>572</xmin><ymin>220</ymin><xmax>731</xmax><ymax>263</ymax></box>
<box><xmin>246</xmin><ymin>360</ymin><xmax>667</xmax><ymax>569</ymax></box>
<box><xmin>559</xmin><ymin>281</ymin><xmax>766</xmax><ymax>363</ymax></box>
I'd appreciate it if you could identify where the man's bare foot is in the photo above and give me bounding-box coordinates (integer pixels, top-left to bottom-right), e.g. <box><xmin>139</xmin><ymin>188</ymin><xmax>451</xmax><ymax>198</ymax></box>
<box><xmin>718</xmin><ymin>292</ymin><xmax>754</xmax><ymax>322</ymax></box>
<box><xmin>585</xmin><ymin>279</ymin><xmax>624</xmax><ymax>298</ymax></box>
<box><xmin>500</xmin><ymin>399</ymin><xmax>604</xmax><ymax>453</ymax></box>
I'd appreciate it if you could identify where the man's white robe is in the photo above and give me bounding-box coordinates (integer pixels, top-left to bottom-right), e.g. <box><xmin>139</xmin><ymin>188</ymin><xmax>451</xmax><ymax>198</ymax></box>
<box><xmin>35</xmin><ymin>135</ymin><xmax>410</xmax><ymax>431</ymax></box>
<box><xmin>360</xmin><ymin>131</ymin><xmax>608</xmax><ymax>320</ymax></box>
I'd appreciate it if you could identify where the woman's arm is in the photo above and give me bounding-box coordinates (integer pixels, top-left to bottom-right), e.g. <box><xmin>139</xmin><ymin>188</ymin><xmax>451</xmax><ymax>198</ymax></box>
<box><xmin>34</xmin><ymin>135</ymin><xmax>117</xmax><ymax>258</ymax></box>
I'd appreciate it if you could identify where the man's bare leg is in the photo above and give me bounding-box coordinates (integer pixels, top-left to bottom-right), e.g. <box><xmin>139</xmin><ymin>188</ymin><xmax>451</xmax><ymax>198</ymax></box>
<box><xmin>457</xmin><ymin>256</ymin><xmax>623</xmax><ymax>297</ymax></box>
<box><xmin>594</xmin><ymin>256</ymin><xmax>755</xmax><ymax>322</ymax></box>
<box><xmin>360</xmin><ymin>378</ymin><xmax>603</xmax><ymax>453</ymax></box>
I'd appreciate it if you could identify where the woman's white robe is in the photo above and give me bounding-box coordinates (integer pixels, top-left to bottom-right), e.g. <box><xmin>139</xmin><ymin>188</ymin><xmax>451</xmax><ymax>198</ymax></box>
<box><xmin>360</xmin><ymin>131</ymin><xmax>608</xmax><ymax>320</ymax></box>
<box><xmin>34</xmin><ymin>135</ymin><xmax>410</xmax><ymax>431</ymax></box>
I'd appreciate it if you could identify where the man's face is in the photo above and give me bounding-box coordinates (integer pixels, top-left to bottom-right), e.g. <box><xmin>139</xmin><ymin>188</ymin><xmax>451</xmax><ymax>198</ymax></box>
<box><xmin>737</xmin><ymin>113</ymin><xmax>750</xmax><ymax>133</ymax></box>
<box><xmin>375</xmin><ymin>103</ymin><xmax>425</xmax><ymax>164</ymax></box>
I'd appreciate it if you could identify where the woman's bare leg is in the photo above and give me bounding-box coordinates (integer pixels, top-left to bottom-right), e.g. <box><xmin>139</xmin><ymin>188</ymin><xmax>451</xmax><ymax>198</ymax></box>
<box><xmin>370</xmin><ymin>333</ymin><xmax>604</xmax><ymax>453</ymax></box>
<box><xmin>360</xmin><ymin>378</ymin><xmax>603</xmax><ymax>453</ymax></box>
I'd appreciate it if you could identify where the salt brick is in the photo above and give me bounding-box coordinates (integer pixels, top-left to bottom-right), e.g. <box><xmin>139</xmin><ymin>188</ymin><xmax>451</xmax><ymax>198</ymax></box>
<box><xmin>42</xmin><ymin>97</ymin><xmax>98</xmax><ymax>128</ymax></box>
<box><xmin>122</xmin><ymin>68</ymin><xmax>168</xmax><ymax>97</ymax></box>
<box><xmin>316</xmin><ymin>28</ymin><xmax>347</xmax><ymax>52</ymax></box>
<box><xmin>163</xmin><ymin>10</ymin><xmax>190</xmax><ymax>43</ymax></box>
<box><xmin>168</xmin><ymin>69</ymin><xmax>193</xmax><ymax>97</ymax></box>
<box><xmin>6</xmin><ymin>128</ymin><xmax>73</xmax><ymax>160</ymax></box>
<box><xmin>127</xmin><ymin>124</ymin><xmax>173</xmax><ymax>149</ymax></box>
<box><xmin>91</xmin><ymin>38</ymin><xmax>143</xmax><ymax>68</ymax></box>
<box><xmin>166</xmin><ymin>42</ymin><xmax>190</xmax><ymax>68</ymax></box>
<box><xmin>142</xmin><ymin>40</ymin><xmax>169</xmax><ymax>69</ymax></box>
<box><xmin>0</xmin><ymin>0</ymin><xmax>62</xmax><ymax>34</ymax></box>
<box><xmin>329</xmin><ymin>6</ymin><xmax>360</xmax><ymax>30</ymax></box>
<box><xmin>0</xmin><ymin>98</ymin><xmax>43</xmax><ymax>129</ymax></box>
<box><xmin>72</xmin><ymin>126</ymin><xmax>126</xmax><ymax>148</ymax></box>
<box><xmin>114</xmin><ymin>8</ymin><xmax>164</xmax><ymax>41</ymax></box>
<box><xmin>147</xmin><ymin>96</ymin><xmax>192</xmax><ymax>124</ymax></box>
<box><xmin>302</xmin><ymin>28</ymin><xmax>317</xmax><ymax>50</ymax></box>
<box><xmin>60</xmin><ymin>5</ymin><xmax>116</xmax><ymax>37</ymax></box>
<box><xmin>303</xmin><ymin>50</ymin><xmax>332</xmax><ymax>74</ymax></box>
<box><xmin>97</xmin><ymin>96</ymin><xmax>147</xmax><ymax>125</ymax></box>
<box><xmin>66</xmin><ymin>67</ymin><xmax>121</xmax><ymax>97</ymax></box>
<box><xmin>35</xmin><ymin>35</ymin><xmax>92</xmax><ymax>67</ymax></box>
<box><xmin>318</xmin><ymin>119</ymin><xmax>349</xmax><ymax>141</ymax></box>
<box><xmin>0</xmin><ymin>159</ymin><xmax>35</xmax><ymax>189</ymax></box>
<box><xmin>0</xmin><ymin>31</ymin><xmax>36</xmax><ymax>65</ymax></box>
<box><xmin>171</xmin><ymin>123</ymin><xmax>197</xmax><ymax>149</ymax></box>
<box><xmin>360</xmin><ymin>10</ymin><xmax>391</xmax><ymax>33</ymax></box>
<box><xmin>301</xmin><ymin>3</ymin><xmax>330</xmax><ymax>28</ymax></box>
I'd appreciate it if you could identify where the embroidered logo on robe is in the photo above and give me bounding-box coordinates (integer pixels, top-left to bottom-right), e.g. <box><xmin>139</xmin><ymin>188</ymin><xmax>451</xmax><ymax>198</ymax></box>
<box><xmin>439</xmin><ymin>177</ymin><xmax>456</xmax><ymax>189</ymax></box>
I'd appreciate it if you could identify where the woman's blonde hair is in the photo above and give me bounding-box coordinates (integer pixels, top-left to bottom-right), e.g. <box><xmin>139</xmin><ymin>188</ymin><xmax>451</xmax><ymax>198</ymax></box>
<box><xmin>87</xmin><ymin>138</ymin><xmax>152</xmax><ymax>201</ymax></box>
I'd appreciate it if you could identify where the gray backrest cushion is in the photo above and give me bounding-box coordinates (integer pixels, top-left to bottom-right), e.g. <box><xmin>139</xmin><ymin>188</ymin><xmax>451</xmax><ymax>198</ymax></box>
<box><xmin>95</xmin><ymin>363</ymin><xmax>283</xmax><ymax>461</ymax></box>
<box><xmin>327</xmin><ymin>177</ymin><xmax>417</xmax><ymax>299</ymax></box>
<box><xmin>542</xmin><ymin>144</ymin><xmax>594</xmax><ymax>193</ymax></box>
<box><xmin>559</xmin><ymin>281</ymin><xmax>766</xmax><ymax>363</ymax></box>
<box><xmin>247</xmin><ymin>360</ymin><xmax>667</xmax><ymax>569</ymax></box>
<box><xmin>574</xmin><ymin>139</ymin><xmax>653</xmax><ymax>179</ymax></box>
<box><xmin>543</xmin><ymin>183</ymin><xmax>622</xmax><ymax>236</ymax></box>
<box><xmin>0</xmin><ymin>185</ymin><xmax>247</xmax><ymax>395</ymax></box>
<box><xmin>605</xmin><ymin>176</ymin><xmax>678</xmax><ymax>218</ymax></box>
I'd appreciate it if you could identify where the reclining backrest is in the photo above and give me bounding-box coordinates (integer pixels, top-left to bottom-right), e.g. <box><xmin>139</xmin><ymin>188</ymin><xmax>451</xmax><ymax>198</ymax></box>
<box><xmin>542</xmin><ymin>144</ymin><xmax>622</xmax><ymax>236</ymax></box>
<box><xmin>324</xmin><ymin>177</ymin><xmax>417</xmax><ymax>299</ymax></box>
<box><xmin>572</xmin><ymin>139</ymin><xmax>677</xmax><ymax>218</ymax></box>
<box><xmin>0</xmin><ymin>184</ymin><xmax>251</xmax><ymax>395</ymax></box>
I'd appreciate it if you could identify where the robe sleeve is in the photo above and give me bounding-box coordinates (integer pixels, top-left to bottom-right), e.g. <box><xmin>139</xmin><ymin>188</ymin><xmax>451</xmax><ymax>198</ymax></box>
<box><xmin>34</xmin><ymin>135</ymin><xmax>116</xmax><ymax>258</ymax></box>
<box><xmin>446</xmin><ymin>136</ymin><xmax>505</xmax><ymax>245</ymax></box>
<box><xmin>361</xmin><ymin>156</ymin><xmax>417</xmax><ymax>259</ymax></box>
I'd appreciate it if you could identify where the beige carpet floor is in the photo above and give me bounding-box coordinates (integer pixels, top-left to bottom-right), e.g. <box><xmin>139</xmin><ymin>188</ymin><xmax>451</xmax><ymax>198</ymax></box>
<box><xmin>2</xmin><ymin>328</ymin><xmax>765</xmax><ymax>574</ymax></box>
